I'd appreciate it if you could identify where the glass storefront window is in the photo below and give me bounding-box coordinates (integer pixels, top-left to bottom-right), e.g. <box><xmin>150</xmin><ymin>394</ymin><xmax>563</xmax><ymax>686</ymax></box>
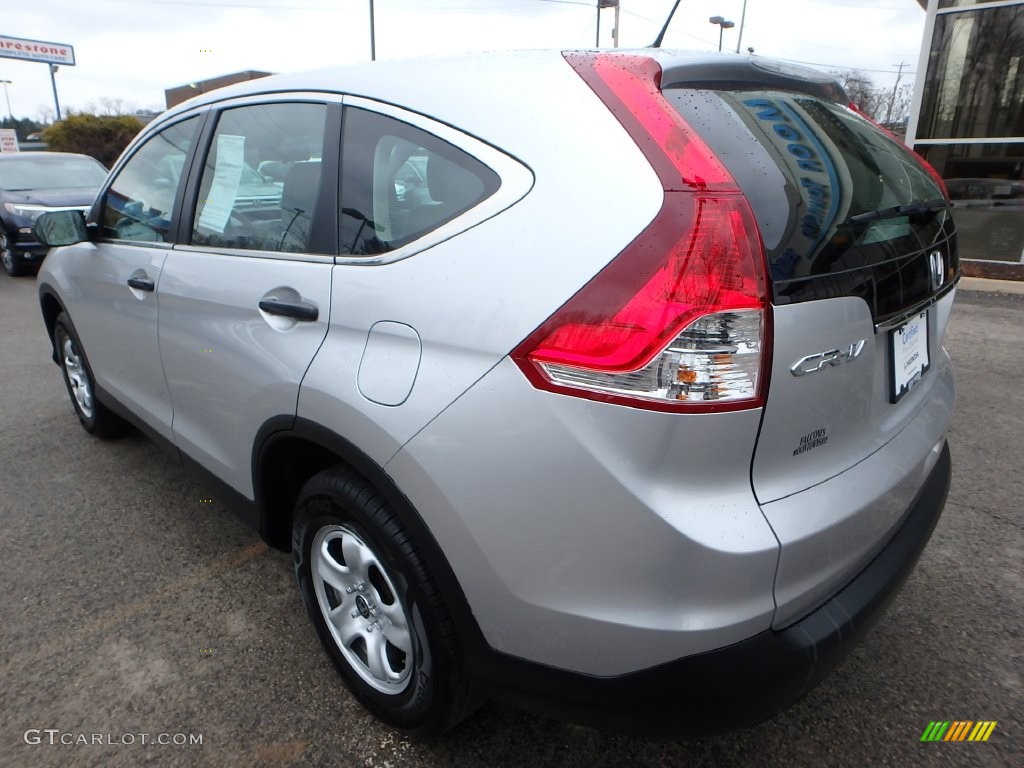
<box><xmin>916</xmin><ymin>142</ymin><xmax>1024</xmax><ymax>262</ymax></box>
<box><xmin>939</xmin><ymin>1</ymin><xmax>1017</xmax><ymax>8</ymax></box>
<box><xmin>917</xmin><ymin>5</ymin><xmax>1024</xmax><ymax>140</ymax></box>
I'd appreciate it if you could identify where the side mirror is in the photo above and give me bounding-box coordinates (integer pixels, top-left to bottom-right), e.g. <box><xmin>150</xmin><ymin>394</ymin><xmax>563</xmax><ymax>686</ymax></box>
<box><xmin>34</xmin><ymin>209</ymin><xmax>90</xmax><ymax>247</ymax></box>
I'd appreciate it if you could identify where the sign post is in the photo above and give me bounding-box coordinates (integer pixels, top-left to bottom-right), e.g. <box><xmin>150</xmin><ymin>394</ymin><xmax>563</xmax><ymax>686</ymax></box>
<box><xmin>49</xmin><ymin>64</ymin><xmax>61</xmax><ymax>120</ymax></box>
<box><xmin>0</xmin><ymin>34</ymin><xmax>76</xmax><ymax>122</ymax></box>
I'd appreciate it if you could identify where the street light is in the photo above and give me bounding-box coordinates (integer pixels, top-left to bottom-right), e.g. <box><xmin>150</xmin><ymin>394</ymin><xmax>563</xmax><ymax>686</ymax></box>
<box><xmin>709</xmin><ymin>16</ymin><xmax>735</xmax><ymax>53</ymax></box>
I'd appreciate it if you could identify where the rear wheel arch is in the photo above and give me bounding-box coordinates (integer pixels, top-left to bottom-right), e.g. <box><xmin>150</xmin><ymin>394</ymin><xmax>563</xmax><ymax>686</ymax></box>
<box><xmin>253</xmin><ymin>417</ymin><xmax>345</xmax><ymax>551</ymax></box>
<box><xmin>252</xmin><ymin>416</ymin><xmax>492</xmax><ymax>661</ymax></box>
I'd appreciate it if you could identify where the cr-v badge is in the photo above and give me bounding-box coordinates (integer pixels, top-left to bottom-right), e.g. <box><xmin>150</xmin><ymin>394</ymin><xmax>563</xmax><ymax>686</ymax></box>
<box><xmin>790</xmin><ymin>340</ymin><xmax>866</xmax><ymax>377</ymax></box>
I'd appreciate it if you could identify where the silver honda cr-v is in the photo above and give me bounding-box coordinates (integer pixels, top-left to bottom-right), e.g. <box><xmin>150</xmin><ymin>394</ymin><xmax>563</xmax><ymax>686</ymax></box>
<box><xmin>35</xmin><ymin>49</ymin><xmax>957</xmax><ymax>737</ymax></box>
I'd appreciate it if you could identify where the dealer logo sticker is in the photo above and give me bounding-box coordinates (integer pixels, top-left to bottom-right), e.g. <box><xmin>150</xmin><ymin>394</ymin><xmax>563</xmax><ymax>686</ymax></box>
<box><xmin>793</xmin><ymin>427</ymin><xmax>829</xmax><ymax>456</ymax></box>
<box><xmin>920</xmin><ymin>721</ymin><xmax>997</xmax><ymax>742</ymax></box>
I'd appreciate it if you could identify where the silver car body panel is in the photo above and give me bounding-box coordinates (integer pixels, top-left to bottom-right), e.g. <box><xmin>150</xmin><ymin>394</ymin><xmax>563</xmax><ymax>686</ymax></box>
<box><xmin>765</xmin><ymin>356</ymin><xmax>954</xmax><ymax>627</ymax></box>
<box><xmin>753</xmin><ymin>290</ymin><xmax>956</xmax><ymax>627</ymax></box>
<box><xmin>753</xmin><ymin>293</ymin><xmax>955</xmax><ymax>504</ymax></box>
<box><xmin>299</xmin><ymin>58</ymin><xmax>663</xmax><ymax>468</ymax></box>
<box><xmin>387</xmin><ymin>358</ymin><xmax>778</xmax><ymax>676</ymax></box>
<box><xmin>41</xmin><ymin>241</ymin><xmax>174</xmax><ymax>441</ymax></box>
<box><xmin>157</xmin><ymin>249</ymin><xmax>332</xmax><ymax>498</ymax></box>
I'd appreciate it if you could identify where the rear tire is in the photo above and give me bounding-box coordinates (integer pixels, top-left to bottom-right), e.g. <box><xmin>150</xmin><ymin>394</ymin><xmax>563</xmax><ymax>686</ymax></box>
<box><xmin>53</xmin><ymin>312</ymin><xmax>128</xmax><ymax>438</ymax></box>
<box><xmin>292</xmin><ymin>466</ymin><xmax>473</xmax><ymax>737</ymax></box>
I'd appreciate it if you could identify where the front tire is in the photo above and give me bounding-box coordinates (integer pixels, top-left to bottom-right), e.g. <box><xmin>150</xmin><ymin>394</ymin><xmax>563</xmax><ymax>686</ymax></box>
<box><xmin>292</xmin><ymin>467</ymin><xmax>472</xmax><ymax>736</ymax></box>
<box><xmin>1</xmin><ymin>230</ymin><xmax>25</xmax><ymax>276</ymax></box>
<box><xmin>53</xmin><ymin>312</ymin><xmax>127</xmax><ymax>437</ymax></box>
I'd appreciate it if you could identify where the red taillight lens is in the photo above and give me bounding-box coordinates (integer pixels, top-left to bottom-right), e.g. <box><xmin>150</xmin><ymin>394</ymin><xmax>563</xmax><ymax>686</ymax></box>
<box><xmin>570</xmin><ymin>53</ymin><xmax>734</xmax><ymax>192</ymax></box>
<box><xmin>524</xmin><ymin>194</ymin><xmax>765</xmax><ymax>374</ymax></box>
<box><xmin>511</xmin><ymin>53</ymin><xmax>771</xmax><ymax>413</ymax></box>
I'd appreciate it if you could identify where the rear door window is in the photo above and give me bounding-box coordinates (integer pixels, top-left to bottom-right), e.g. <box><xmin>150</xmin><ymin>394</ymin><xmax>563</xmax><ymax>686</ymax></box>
<box><xmin>191</xmin><ymin>102</ymin><xmax>330</xmax><ymax>254</ymax></box>
<box><xmin>340</xmin><ymin>108</ymin><xmax>500</xmax><ymax>255</ymax></box>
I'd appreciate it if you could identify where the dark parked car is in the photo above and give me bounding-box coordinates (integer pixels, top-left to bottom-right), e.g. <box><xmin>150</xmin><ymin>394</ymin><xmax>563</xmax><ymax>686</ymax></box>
<box><xmin>0</xmin><ymin>151</ymin><xmax>108</xmax><ymax>276</ymax></box>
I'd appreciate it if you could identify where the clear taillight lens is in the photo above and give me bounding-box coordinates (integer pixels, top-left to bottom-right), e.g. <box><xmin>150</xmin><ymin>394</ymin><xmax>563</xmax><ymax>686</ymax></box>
<box><xmin>538</xmin><ymin>310</ymin><xmax>762</xmax><ymax>405</ymax></box>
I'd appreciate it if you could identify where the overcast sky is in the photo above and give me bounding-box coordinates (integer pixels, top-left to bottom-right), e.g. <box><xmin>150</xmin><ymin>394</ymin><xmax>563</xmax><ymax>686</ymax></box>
<box><xmin>1</xmin><ymin>0</ymin><xmax>926</xmax><ymax>120</ymax></box>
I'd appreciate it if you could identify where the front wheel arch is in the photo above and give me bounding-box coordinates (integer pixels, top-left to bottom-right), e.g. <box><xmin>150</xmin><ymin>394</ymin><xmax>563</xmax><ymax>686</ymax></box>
<box><xmin>39</xmin><ymin>287</ymin><xmax>66</xmax><ymax>363</ymax></box>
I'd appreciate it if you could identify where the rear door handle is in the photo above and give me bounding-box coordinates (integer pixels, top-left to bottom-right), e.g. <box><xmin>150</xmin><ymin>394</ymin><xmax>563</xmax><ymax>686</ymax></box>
<box><xmin>258</xmin><ymin>298</ymin><xmax>319</xmax><ymax>322</ymax></box>
<box><xmin>127</xmin><ymin>276</ymin><xmax>155</xmax><ymax>292</ymax></box>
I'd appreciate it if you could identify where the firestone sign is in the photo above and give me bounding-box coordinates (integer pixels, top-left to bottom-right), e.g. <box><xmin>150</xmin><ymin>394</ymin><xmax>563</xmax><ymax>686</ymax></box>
<box><xmin>0</xmin><ymin>35</ymin><xmax>75</xmax><ymax>66</ymax></box>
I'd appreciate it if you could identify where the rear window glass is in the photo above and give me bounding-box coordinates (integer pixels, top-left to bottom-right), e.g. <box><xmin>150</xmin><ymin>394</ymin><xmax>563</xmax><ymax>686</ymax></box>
<box><xmin>340</xmin><ymin>108</ymin><xmax>500</xmax><ymax>255</ymax></box>
<box><xmin>663</xmin><ymin>89</ymin><xmax>948</xmax><ymax>282</ymax></box>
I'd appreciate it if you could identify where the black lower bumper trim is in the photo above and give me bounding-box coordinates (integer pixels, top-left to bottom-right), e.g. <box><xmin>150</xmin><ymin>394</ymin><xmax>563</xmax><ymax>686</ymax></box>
<box><xmin>467</xmin><ymin>442</ymin><xmax>952</xmax><ymax>735</ymax></box>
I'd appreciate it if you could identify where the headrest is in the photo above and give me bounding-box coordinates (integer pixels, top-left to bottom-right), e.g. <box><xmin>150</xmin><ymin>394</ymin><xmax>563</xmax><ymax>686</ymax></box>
<box><xmin>281</xmin><ymin>161</ymin><xmax>321</xmax><ymax>213</ymax></box>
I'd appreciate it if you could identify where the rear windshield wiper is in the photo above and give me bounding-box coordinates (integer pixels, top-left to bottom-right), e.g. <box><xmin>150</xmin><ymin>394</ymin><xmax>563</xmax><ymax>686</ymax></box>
<box><xmin>847</xmin><ymin>198</ymin><xmax>950</xmax><ymax>224</ymax></box>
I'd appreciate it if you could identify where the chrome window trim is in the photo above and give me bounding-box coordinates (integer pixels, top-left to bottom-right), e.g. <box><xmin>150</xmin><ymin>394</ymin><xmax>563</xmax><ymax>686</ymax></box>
<box><xmin>336</xmin><ymin>95</ymin><xmax>534</xmax><ymax>266</ymax></box>
<box><xmin>171</xmin><ymin>243</ymin><xmax>335</xmax><ymax>264</ymax></box>
<box><xmin>913</xmin><ymin>136</ymin><xmax>1024</xmax><ymax>145</ymax></box>
<box><xmin>94</xmin><ymin>239</ymin><xmax>175</xmax><ymax>250</ymax></box>
<box><xmin>162</xmin><ymin>90</ymin><xmax>346</xmax><ymax>116</ymax></box>
<box><xmin>873</xmin><ymin>276</ymin><xmax>960</xmax><ymax>333</ymax></box>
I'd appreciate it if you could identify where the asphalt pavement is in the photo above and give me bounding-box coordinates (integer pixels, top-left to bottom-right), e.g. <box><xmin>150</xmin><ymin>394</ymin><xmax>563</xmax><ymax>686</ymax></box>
<box><xmin>0</xmin><ymin>272</ymin><xmax>1021</xmax><ymax>768</ymax></box>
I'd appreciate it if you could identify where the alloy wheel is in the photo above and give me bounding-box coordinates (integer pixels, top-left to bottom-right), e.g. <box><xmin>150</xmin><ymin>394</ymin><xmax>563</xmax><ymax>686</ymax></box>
<box><xmin>62</xmin><ymin>335</ymin><xmax>94</xmax><ymax>419</ymax></box>
<box><xmin>311</xmin><ymin>523</ymin><xmax>414</xmax><ymax>694</ymax></box>
<box><xmin>1</xmin><ymin>231</ymin><xmax>14</xmax><ymax>274</ymax></box>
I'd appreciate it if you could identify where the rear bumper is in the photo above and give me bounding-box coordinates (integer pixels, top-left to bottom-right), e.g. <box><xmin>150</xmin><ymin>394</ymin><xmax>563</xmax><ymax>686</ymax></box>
<box><xmin>469</xmin><ymin>441</ymin><xmax>951</xmax><ymax>735</ymax></box>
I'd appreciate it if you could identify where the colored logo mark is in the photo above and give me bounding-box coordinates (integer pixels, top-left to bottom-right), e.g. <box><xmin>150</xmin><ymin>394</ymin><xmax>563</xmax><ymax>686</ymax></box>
<box><xmin>920</xmin><ymin>721</ymin><xmax>997</xmax><ymax>742</ymax></box>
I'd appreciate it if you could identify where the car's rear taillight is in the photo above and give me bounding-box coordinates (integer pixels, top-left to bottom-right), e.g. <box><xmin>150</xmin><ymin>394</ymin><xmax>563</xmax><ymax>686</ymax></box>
<box><xmin>511</xmin><ymin>53</ymin><xmax>771</xmax><ymax>413</ymax></box>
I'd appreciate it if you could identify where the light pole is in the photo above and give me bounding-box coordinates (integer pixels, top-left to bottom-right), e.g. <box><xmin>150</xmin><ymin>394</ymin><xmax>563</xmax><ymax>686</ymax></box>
<box><xmin>369</xmin><ymin>0</ymin><xmax>376</xmax><ymax>61</ymax></box>
<box><xmin>49</xmin><ymin>65</ymin><xmax>62</xmax><ymax>121</ymax></box>
<box><xmin>596</xmin><ymin>0</ymin><xmax>619</xmax><ymax>48</ymax></box>
<box><xmin>0</xmin><ymin>80</ymin><xmax>13</xmax><ymax>122</ymax></box>
<box><xmin>885</xmin><ymin>61</ymin><xmax>908</xmax><ymax>126</ymax></box>
<box><xmin>735</xmin><ymin>0</ymin><xmax>749</xmax><ymax>54</ymax></box>
<box><xmin>709</xmin><ymin>16</ymin><xmax>735</xmax><ymax>53</ymax></box>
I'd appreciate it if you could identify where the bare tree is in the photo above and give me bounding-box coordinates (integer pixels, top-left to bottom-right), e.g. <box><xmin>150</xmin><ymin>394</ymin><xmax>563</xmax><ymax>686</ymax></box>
<box><xmin>886</xmin><ymin>82</ymin><xmax>915</xmax><ymax>125</ymax></box>
<box><xmin>832</xmin><ymin>69</ymin><xmax>886</xmax><ymax>119</ymax></box>
<box><xmin>98</xmin><ymin>97</ymin><xmax>132</xmax><ymax>116</ymax></box>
